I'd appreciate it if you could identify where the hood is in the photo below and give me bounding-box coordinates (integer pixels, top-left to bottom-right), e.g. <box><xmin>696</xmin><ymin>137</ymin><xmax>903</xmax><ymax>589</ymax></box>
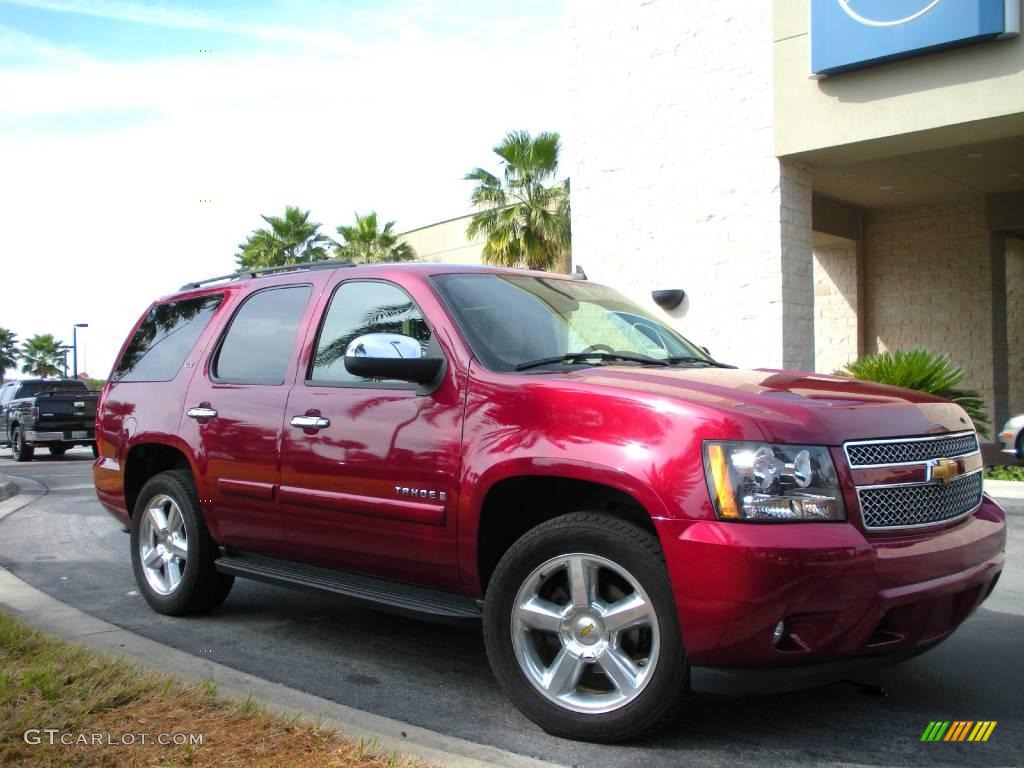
<box><xmin>556</xmin><ymin>366</ymin><xmax>974</xmax><ymax>444</ymax></box>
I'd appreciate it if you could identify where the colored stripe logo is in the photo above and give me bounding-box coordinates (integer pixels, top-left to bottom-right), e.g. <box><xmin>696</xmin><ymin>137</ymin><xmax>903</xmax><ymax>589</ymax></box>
<box><xmin>921</xmin><ymin>721</ymin><xmax>997</xmax><ymax>742</ymax></box>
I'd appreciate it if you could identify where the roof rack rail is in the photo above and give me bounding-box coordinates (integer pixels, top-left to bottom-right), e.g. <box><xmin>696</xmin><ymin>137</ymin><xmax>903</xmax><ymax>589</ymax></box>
<box><xmin>179</xmin><ymin>259</ymin><xmax>357</xmax><ymax>291</ymax></box>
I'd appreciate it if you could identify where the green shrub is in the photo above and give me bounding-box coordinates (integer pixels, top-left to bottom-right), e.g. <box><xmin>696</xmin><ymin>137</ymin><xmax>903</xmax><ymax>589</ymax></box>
<box><xmin>836</xmin><ymin>348</ymin><xmax>990</xmax><ymax>438</ymax></box>
<box><xmin>984</xmin><ymin>465</ymin><xmax>1024</xmax><ymax>481</ymax></box>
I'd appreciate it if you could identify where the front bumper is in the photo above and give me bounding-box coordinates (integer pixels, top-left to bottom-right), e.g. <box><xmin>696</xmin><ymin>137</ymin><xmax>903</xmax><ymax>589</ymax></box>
<box><xmin>656</xmin><ymin>495</ymin><xmax>1006</xmax><ymax>686</ymax></box>
<box><xmin>690</xmin><ymin>637</ymin><xmax>946</xmax><ymax>695</ymax></box>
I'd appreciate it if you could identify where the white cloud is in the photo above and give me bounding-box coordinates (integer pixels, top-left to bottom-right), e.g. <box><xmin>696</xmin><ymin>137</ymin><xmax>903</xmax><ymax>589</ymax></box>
<box><xmin>1</xmin><ymin>0</ymin><xmax>364</xmax><ymax>52</ymax></box>
<box><xmin>0</xmin><ymin>23</ymin><xmax>95</xmax><ymax>65</ymax></box>
<box><xmin>0</xmin><ymin>1</ymin><xmax>568</xmax><ymax>378</ymax></box>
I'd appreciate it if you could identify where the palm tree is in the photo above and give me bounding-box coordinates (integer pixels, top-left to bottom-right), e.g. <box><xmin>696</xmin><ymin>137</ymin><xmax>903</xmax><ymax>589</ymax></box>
<box><xmin>20</xmin><ymin>334</ymin><xmax>66</xmax><ymax>378</ymax></box>
<box><xmin>235</xmin><ymin>206</ymin><xmax>333</xmax><ymax>270</ymax></box>
<box><xmin>0</xmin><ymin>328</ymin><xmax>18</xmax><ymax>383</ymax></box>
<box><xmin>334</xmin><ymin>212</ymin><xmax>417</xmax><ymax>264</ymax></box>
<box><xmin>465</xmin><ymin>130</ymin><xmax>571</xmax><ymax>271</ymax></box>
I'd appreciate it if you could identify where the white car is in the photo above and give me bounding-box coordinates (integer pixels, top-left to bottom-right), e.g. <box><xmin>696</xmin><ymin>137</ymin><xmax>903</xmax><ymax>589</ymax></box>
<box><xmin>999</xmin><ymin>414</ymin><xmax>1024</xmax><ymax>459</ymax></box>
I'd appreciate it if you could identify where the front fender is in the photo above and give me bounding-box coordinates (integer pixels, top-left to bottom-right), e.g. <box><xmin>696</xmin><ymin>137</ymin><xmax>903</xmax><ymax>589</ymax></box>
<box><xmin>456</xmin><ymin>455</ymin><xmax>672</xmax><ymax>596</ymax></box>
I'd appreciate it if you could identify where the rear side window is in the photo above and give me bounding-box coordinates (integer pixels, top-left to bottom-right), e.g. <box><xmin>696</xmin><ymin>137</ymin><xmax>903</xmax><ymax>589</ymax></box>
<box><xmin>113</xmin><ymin>295</ymin><xmax>223</xmax><ymax>383</ymax></box>
<box><xmin>213</xmin><ymin>285</ymin><xmax>311</xmax><ymax>385</ymax></box>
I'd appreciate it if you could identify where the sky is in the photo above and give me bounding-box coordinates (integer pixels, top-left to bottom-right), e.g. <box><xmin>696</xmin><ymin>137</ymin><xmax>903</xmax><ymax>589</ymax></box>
<box><xmin>0</xmin><ymin>0</ymin><xmax>568</xmax><ymax>379</ymax></box>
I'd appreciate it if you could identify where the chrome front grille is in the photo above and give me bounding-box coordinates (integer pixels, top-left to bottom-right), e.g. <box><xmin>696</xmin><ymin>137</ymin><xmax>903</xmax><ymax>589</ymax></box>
<box><xmin>844</xmin><ymin>431</ymin><xmax>983</xmax><ymax>530</ymax></box>
<box><xmin>858</xmin><ymin>472</ymin><xmax>984</xmax><ymax>529</ymax></box>
<box><xmin>845</xmin><ymin>432</ymin><xmax>980</xmax><ymax>467</ymax></box>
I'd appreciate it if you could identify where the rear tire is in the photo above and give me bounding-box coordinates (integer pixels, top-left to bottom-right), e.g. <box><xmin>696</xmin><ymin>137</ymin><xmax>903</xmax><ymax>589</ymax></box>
<box><xmin>1016</xmin><ymin>432</ymin><xmax>1023</xmax><ymax>461</ymax></box>
<box><xmin>11</xmin><ymin>427</ymin><xmax>34</xmax><ymax>462</ymax></box>
<box><xmin>91</xmin><ymin>443</ymin><xmax>100</xmax><ymax>459</ymax></box>
<box><xmin>48</xmin><ymin>445</ymin><xmax>67</xmax><ymax>457</ymax></box>
<box><xmin>130</xmin><ymin>470</ymin><xmax>233</xmax><ymax>615</ymax></box>
<box><xmin>483</xmin><ymin>513</ymin><xmax>688</xmax><ymax>743</ymax></box>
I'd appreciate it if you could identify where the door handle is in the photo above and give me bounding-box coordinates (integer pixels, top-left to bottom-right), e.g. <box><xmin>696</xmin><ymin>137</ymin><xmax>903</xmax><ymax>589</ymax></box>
<box><xmin>187</xmin><ymin>406</ymin><xmax>218</xmax><ymax>420</ymax></box>
<box><xmin>291</xmin><ymin>415</ymin><xmax>330</xmax><ymax>429</ymax></box>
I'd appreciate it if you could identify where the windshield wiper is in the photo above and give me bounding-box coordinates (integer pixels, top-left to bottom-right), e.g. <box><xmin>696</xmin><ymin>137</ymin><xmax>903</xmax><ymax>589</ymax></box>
<box><xmin>515</xmin><ymin>352</ymin><xmax>670</xmax><ymax>372</ymax></box>
<box><xmin>665</xmin><ymin>356</ymin><xmax>736</xmax><ymax>369</ymax></box>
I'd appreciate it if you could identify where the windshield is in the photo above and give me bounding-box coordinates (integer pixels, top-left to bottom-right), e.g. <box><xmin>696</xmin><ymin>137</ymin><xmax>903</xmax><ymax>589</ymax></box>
<box><xmin>430</xmin><ymin>273</ymin><xmax>715</xmax><ymax>372</ymax></box>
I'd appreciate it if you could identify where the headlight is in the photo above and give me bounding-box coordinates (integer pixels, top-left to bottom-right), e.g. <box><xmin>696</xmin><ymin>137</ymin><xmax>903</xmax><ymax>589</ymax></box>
<box><xmin>703</xmin><ymin>441</ymin><xmax>845</xmax><ymax>522</ymax></box>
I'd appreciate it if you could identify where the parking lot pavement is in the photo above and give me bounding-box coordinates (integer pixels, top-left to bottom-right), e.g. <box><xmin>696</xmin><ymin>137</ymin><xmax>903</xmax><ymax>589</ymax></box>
<box><xmin>0</xmin><ymin>451</ymin><xmax>1021</xmax><ymax>768</ymax></box>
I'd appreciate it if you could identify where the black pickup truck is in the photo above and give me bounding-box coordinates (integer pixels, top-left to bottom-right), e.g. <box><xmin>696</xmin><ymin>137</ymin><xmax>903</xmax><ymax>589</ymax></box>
<box><xmin>0</xmin><ymin>379</ymin><xmax>99</xmax><ymax>462</ymax></box>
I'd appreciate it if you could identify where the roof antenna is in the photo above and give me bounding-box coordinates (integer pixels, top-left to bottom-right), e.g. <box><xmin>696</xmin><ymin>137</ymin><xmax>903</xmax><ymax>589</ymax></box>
<box><xmin>573</xmin><ymin>265</ymin><xmax>587</xmax><ymax>280</ymax></box>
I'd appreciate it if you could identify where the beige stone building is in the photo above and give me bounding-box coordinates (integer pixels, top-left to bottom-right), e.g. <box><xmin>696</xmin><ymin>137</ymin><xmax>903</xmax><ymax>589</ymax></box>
<box><xmin>402</xmin><ymin>0</ymin><xmax>1024</xmax><ymax>431</ymax></box>
<box><xmin>400</xmin><ymin>213</ymin><xmax>485</xmax><ymax>266</ymax></box>
<box><xmin>566</xmin><ymin>0</ymin><xmax>1024</xmax><ymax>431</ymax></box>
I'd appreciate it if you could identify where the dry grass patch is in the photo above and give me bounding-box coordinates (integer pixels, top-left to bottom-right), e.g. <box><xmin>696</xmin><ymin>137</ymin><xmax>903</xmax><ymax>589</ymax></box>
<box><xmin>0</xmin><ymin>609</ymin><xmax>437</xmax><ymax>768</ymax></box>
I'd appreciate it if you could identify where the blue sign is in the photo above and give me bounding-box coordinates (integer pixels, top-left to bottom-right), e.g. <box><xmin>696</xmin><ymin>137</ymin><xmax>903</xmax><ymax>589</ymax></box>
<box><xmin>811</xmin><ymin>0</ymin><xmax>1020</xmax><ymax>77</ymax></box>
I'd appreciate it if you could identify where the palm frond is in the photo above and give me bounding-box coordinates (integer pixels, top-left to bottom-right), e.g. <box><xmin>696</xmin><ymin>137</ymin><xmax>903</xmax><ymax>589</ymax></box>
<box><xmin>236</xmin><ymin>205</ymin><xmax>329</xmax><ymax>269</ymax></box>
<box><xmin>334</xmin><ymin>211</ymin><xmax>417</xmax><ymax>264</ymax></box>
<box><xmin>836</xmin><ymin>348</ymin><xmax>991</xmax><ymax>437</ymax></box>
<box><xmin>464</xmin><ymin>130</ymin><xmax>570</xmax><ymax>272</ymax></box>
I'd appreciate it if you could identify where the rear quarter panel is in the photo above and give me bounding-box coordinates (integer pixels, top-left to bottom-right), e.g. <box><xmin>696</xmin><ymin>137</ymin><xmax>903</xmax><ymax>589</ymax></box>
<box><xmin>94</xmin><ymin>289</ymin><xmax>236</xmax><ymax>519</ymax></box>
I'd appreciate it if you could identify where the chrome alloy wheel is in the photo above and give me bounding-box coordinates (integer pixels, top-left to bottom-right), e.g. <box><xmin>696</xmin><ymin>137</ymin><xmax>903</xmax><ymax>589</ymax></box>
<box><xmin>511</xmin><ymin>553</ymin><xmax>661</xmax><ymax>714</ymax></box>
<box><xmin>138</xmin><ymin>494</ymin><xmax>189</xmax><ymax>596</ymax></box>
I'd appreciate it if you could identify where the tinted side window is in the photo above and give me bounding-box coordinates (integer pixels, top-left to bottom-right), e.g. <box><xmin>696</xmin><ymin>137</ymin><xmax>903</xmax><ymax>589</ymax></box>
<box><xmin>0</xmin><ymin>385</ymin><xmax>11</xmax><ymax>406</ymax></box>
<box><xmin>113</xmin><ymin>295</ymin><xmax>223</xmax><ymax>383</ymax></box>
<box><xmin>213</xmin><ymin>285</ymin><xmax>311</xmax><ymax>385</ymax></box>
<box><xmin>310</xmin><ymin>281</ymin><xmax>432</xmax><ymax>385</ymax></box>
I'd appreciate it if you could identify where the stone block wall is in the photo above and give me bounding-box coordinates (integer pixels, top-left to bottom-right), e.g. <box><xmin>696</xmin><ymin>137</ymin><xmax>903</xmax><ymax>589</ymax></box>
<box><xmin>864</xmin><ymin>197</ymin><xmax>997</xmax><ymax>425</ymax></box>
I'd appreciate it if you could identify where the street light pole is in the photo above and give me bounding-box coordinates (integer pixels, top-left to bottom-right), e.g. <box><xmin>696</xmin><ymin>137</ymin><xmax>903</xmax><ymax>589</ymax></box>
<box><xmin>72</xmin><ymin>323</ymin><xmax>89</xmax><ymax>379</ymax></box>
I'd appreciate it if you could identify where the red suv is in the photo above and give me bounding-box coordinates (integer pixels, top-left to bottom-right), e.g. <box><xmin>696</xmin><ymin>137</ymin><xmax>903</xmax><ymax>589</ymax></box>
<box><xmin>94</xmin><ymin>261</ymin><xmax>1006</xmax><ymax>742</ymax></box>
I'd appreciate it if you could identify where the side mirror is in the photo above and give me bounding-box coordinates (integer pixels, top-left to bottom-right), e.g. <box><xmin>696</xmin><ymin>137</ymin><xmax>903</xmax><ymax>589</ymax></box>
<box><xmin>700</xmin><ymin>346</ymin><xmax>712</xmax><ymax>357</ymax></box>
<box><xmin>343</xmin><ymin>333</ymin><xmax>445</xmax><ymax>388</ymax></box>
<box><xmin>345</xmin><ymin>333</ymin><xmax>422</xmax><ymax>359</ymax></box>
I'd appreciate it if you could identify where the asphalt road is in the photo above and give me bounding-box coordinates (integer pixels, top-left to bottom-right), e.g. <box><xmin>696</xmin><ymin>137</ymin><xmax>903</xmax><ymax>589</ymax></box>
<box><xmin>1</xmin><ymin>450</ymin><xmax>1021</xmax><ymax>768</ymax></box>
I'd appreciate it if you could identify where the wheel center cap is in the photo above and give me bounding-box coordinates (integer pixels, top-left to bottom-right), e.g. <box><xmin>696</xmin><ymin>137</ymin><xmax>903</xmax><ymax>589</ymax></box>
<box><xmin>574</xmin><ymin>615</ymin><xmax>603</xmax><ymax>645</ymax></box>
<box><xmin>558</xmin><ymin>611</ymin><xmax>609</xmax><ymax>659</ymax></box>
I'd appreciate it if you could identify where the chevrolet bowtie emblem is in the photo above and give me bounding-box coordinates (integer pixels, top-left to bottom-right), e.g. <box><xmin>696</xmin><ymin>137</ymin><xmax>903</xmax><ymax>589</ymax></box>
<box><xmin>929</xmin><ymin>458</ymin><xmax>960</xmax><ymax>485</ymax></box>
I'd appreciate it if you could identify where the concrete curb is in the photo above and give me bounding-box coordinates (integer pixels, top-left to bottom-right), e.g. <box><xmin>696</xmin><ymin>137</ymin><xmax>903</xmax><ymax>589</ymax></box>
<box><xmin>0</xmin><ymin>474</ymin><xmax>17</xmax><ymax>502</ymax></box>
<box><xmin>985</xmin><ymin>478</ymin><xmax>1024</xmax><ymax>501</ymax></box>
<box><xmin>0</xmin><ymin>567</ymin><xmax>564</xmax><ymax>768</ymax></box>
<box><xmin>0</xmin><ymin>475</ymin><xmax>45</xmax><ymax>523</ymax></box>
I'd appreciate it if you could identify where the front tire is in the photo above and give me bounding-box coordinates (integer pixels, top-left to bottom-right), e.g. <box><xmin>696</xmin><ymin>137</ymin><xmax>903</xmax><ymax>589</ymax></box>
<box><xmin>483</xmin><ymin>513</ymin><xmax>687</xmax><ymax>743</ymax></box>
<box><xmin>130</xmin><ymin>470</ymin><xmax>233</xmax><ymax>615</ymax></box>
<box><xmin>11</xmin><ymin>427</ymin><xmax>34</xmax><ymax>462</ymax></box>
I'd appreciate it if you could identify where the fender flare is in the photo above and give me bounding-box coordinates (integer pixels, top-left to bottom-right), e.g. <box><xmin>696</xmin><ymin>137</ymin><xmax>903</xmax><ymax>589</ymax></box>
<box><xmin>457</xmin><ymin>456</ymin><xmax>671</xmax><ymax>594</ymax></box>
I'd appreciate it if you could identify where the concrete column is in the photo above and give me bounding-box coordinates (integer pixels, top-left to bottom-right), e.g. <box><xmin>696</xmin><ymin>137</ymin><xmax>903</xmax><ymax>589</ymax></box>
<box><xmin>1007</xmin><ymin>237</ymin><xmax>1024</xmax><ymax>419</ymax></box>
<box><xmin>991</xmin><ymin>233</ymin><xmax>1009</xmax><ymax>432</ymax></box>
<box><xmin>812</xmin><ymin>241</ymin><xmax>859</xmax><ymax>373</ymax></box>
<box><xmin>781</xmin><ymin>160</ymin><xmax>815</xmax><ymax>371</ymax></box>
